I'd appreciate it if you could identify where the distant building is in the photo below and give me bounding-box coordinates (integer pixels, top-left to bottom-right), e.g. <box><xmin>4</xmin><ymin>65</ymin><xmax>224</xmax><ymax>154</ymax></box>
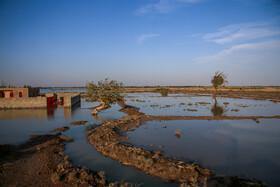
<box><xmin>0</xmin><ymin>87</ymin><xmax>40</xmax><ymax>98</ymax></box>
<box><xmin>0</xmin><ymin>87</ymin><xmax>80</xmax><ymax>109</ymax></box>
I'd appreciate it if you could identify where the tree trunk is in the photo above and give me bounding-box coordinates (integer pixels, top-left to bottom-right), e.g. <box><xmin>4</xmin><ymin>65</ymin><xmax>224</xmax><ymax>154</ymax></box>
<box><xmin>91</xmin><ymin>102</ymin><xmax>107</xmax><ymax>115</ymax></box>
<box><xmin>213</xmin><ymin>87</ymin><xmax>217</xmax><ymax>98</ymax></box>
<box><xmin>214</xmin><ymin>96</ymin><xmax>217</xmax><ymax>107</ymax></box>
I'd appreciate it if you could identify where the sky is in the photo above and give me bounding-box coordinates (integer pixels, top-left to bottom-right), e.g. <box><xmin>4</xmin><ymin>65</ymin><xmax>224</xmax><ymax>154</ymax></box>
<box><xmin>0</xmin><ymin>0</ymin><xmax>280</xmax><ymax>87</ymax></box>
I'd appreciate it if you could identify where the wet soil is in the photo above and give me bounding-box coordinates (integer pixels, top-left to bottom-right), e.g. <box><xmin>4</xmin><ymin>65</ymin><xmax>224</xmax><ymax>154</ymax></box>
<box><xmin>50</xmin><ymin>126</ymin><xmax>69</xmax><ymax>133</ymax></box>
<box><xmin>70</xmin><ymin>121</ymin><xmax>88</xmax><ymax>126</ymax></box>
<box><xmin>0</xmin><ymin>133</ymin><xmax>108</xmax><ymax>186</ymax></box>
<box><xmin>87</xmin><ymin>102</ymin><xmax>272</xmax><ymax>186</ymax></box>
<box><xmin>1</xmin><ymin>90</ymin><xmax>278</xmax><ymax>186</ymax></box>
<box><xmin>126</xmin><ymin>87</ymin><xmax>280</xmax><ymax>102</ymax></box>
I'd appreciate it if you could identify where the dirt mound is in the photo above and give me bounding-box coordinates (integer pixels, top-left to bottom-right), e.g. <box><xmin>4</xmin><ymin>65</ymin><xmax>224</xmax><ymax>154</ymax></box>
<box><xmin>87</xmin><ymin>112</ymin><xmax>268</xmax><ymax>186</ymax></box>
<box><xmin>50</xmin><ymin>126</ymin><xmax>69</xmax><ymax>133</ymax></box>
<box><xmin>70</xmin><ymin>121</ymin><xmax>87</xmax><ymax>126</ymax></box>
<box><xmin>0</xmin><ymin>133</ymin><xmax>107</xmax><ymax>186</ymax></box>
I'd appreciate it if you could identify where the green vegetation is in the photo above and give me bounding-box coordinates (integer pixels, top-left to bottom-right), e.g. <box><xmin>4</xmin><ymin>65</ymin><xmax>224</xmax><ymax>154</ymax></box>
<box><xmin>157</xmin><ymin>87</ymin><xmax>169</xmax><ymax>97</ymax></box>
<box><xmin>85</xmin><ymin>78</ymin><xmax>125</xmax><ymax>115</ymax></box>
<box><xmin>211</xmin><ymin>71</ymin><xmax>228</xmax><ymax>97</ymax></box>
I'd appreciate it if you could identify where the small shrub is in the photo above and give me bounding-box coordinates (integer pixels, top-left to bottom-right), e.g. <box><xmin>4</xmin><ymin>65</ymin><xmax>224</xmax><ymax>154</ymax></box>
<box><xmin>157</xmin><ymin>87</ymin><xmax>169</xmax><ymax>97</ymax></box>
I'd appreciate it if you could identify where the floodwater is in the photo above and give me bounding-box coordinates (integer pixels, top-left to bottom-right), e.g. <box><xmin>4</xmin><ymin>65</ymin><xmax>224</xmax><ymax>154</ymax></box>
<box><xmin>125</xmin><ymin>92</ymin><xmax>280</xmax><ymax>116</ymax></box>
<box><xmin>127</xmin><ymin>119</ymin><xmax>280</xmax><ymax>186</ymax></box>
<box><xmin>0</xmin><ymin>90</ymin><xmax>176</xmax><ymax>187</ymax></box>
<box><xmin>0</xmin><ymin>90</ymin><xmax>279</xmax><ymax>186</ymax></box>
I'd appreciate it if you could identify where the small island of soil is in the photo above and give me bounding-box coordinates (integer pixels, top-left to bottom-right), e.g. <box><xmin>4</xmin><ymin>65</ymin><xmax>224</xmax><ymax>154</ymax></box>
<box><xmin>0</xmin><ymin>133</ymin><xmax>107</xmax><ymax>186</ymax></box>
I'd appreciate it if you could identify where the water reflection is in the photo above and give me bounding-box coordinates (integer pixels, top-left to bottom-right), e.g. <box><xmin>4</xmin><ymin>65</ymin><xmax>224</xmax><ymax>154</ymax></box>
<box><xmin>127</xmin><ymin>119</ymin><xmax>280</xmax><ymax>186</ymax></box>
<box><xmin>93</xmin><ymin>115</ymin><xmax>106</xmax><ymax>124</ymax></box>
<box><xmin>0</xmin><ymin>108</ymin><xmax>49</xmax><ymax>119</ymax></box>
<box><xmin>0</xmin><ymin>105</ymin><xmax>81</xmax><ymax>120</ymax></box>
<box><xmin>211</xmin><ymin>97</ymin><xmax>224</xmax><ymax>116</ymax></box>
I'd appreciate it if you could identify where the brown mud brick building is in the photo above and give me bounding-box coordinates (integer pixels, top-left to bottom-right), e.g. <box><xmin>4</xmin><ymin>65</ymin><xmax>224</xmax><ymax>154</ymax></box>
<box><xmin>0</xmin><ymin>87</ymin><xmax>39</xmax><ymax>98</ymax></box>
<box><xmin>0</xmin><ymin>88</ymin><xmax>80</xmax><ymax>109</ymax></box>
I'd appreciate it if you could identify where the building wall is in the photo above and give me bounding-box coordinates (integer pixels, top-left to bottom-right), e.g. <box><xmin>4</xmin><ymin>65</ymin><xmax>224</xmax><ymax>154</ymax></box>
<box><xmin>28</xmin><ymin>87</ymin><xmax>40</xmax><ymax>97</ymax></box>
<box><xmin>0</xmin><ymin>91</ymin><xmax>80</xmax><ymax>109</ymax></box>
<box><xmin>71</xmin><ymin>95</ymin><xmax>81</xmax><ymax>106</ymax></box>
<box><xmin>45</xmin><ymin>93</ymin><xmax>57</xmax><ymax>101</ymax></box>
<box><xmin>0</xmin><ymin>87</ymin><xmax>39</xmax><ymax>98</ymax></box>
<box><xmin>0</xmin><ymin>97</ymin><xmax>47</xmax><ymax>109</ymax></box>
<box><xmin>63</xmin><ymin>95</ymin><xmax>80</xmax><ymax>108</ymax></box>
<box><xmin>55</xmin><ymin>92</ymin><xmax>81</xmax><ymax>108</ymax></box>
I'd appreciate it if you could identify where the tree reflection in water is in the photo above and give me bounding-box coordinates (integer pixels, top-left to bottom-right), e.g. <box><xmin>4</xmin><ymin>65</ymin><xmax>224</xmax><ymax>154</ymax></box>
<box><xmin>211</xmin><ymin>97</ymin><xmax>224</xmax><ymax>116</ymax></box>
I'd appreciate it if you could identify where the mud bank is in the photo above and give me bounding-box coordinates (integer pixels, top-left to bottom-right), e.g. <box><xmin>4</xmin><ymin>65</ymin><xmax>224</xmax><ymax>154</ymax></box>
<box><xmin>128</xmin><ymin>88</ymin><xmax>280</xmax><ymax>102</ymax></box>
<box><xmin>87</xmin><ymin>111</ymin><xmax>269</xmax><ymax>186</ymax></box>
<box><xmin>0</xmin><ymin>132</ymin><xmax>115</xmax><ymax>186</ymax></box>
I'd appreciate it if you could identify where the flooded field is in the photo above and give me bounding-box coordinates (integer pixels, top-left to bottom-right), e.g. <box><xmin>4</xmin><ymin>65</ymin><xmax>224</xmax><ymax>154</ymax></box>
<box><xmin>127</xmin><ymin>119</ymin><xmax>280</xmax><ymax>186</ymax></box>
<box><xmin>125</xmin><ymin>92</ymin><xmax>280</xmax><ymax>116</ymax></box>
<box><xmin>0</xmin><ymin>89</ymin><xmax>280</xmax><ymax>186</ymax></box>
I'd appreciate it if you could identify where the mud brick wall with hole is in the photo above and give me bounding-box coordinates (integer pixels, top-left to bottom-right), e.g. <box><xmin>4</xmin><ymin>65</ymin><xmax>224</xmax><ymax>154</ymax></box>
<box><xmin>71</xmin><ymin>95</ymin><xmax>80</xmax><ymax>106</ymax></box>
<box><xmin>45</xmin><ymin>93</ymin><xmax>57</xmax><ymax>101</ymax></box>
<box><xmin>0</xmin><ymin>97</ymin><xmax>47</xmax><ymax>109</ymax></box>
<box><xmin>55</xmin><ymin>92</ymin><xmax>80</xmax><ymax>108</ymax></box>
<box><xmin>63</xmin><ymin>95</ymin><xmax>80</xmax><ymax>107</ymax></box>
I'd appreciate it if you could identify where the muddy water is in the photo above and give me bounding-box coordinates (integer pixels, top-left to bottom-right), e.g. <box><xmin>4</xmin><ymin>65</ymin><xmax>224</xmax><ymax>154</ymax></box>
<box><xmin>127</xmin><ymin>119</ymin><xmax>280</xmax><ymax>186</ymax></box>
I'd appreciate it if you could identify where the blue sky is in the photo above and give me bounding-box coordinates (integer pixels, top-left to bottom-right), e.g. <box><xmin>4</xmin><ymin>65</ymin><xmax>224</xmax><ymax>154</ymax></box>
<box><xmin>0</xmin><ymin>0</ymin><xmax>280</xmax><ymax>87</ymax></box>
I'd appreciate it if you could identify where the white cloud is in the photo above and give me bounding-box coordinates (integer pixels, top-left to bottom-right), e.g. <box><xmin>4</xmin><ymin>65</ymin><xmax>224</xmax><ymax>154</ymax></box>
<box><xmin>137</xmin><ymin>34</ymin><xmax>160</xmax><ymax>44</ymax></box>
<box><xmin>135</xmin><ymin>0</ymin><xmax>200</xmax><ymax>15</ymax></box>
<box><xmin>203</xmin><ymin>21</ymin><xmax>280</xmax><ymax>44</ymax></box>
<box><xmin>195</xmin><ymin>40</ymin><xmax>280</xmax><ymax>65</ymax></box>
